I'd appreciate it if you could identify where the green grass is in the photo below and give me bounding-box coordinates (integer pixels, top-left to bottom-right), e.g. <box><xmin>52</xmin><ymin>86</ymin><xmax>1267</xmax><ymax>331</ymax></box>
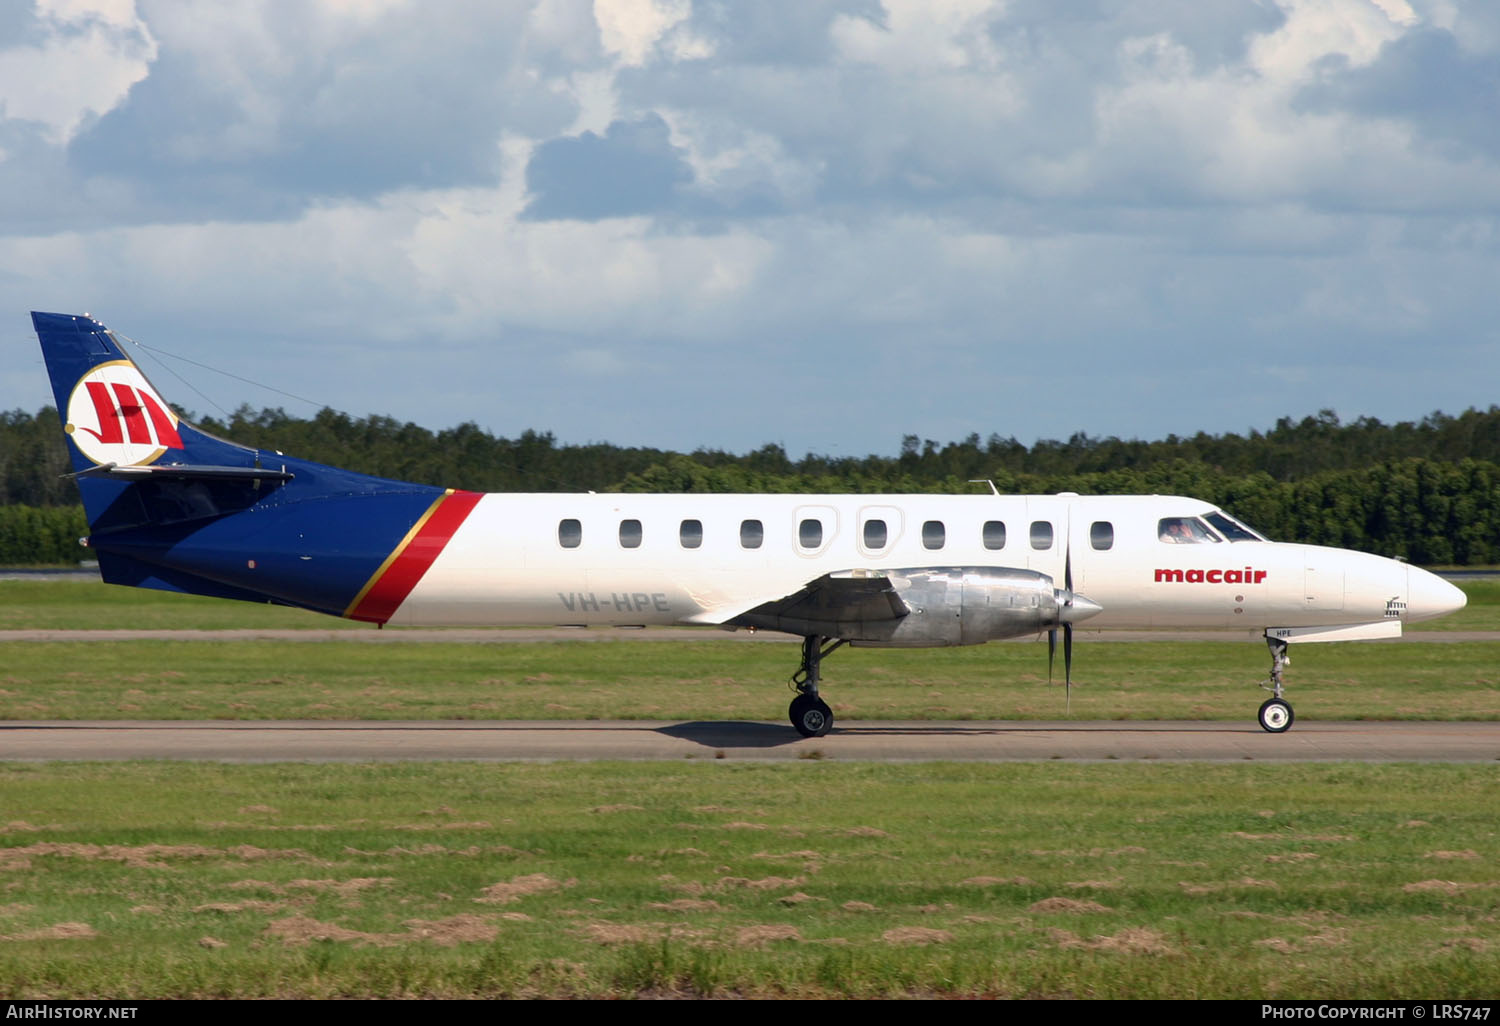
<box><xmin>0</xmin><ymin>761</ymin><xmax>1495</xmax><ymax>999</ymax></box>
<box><xmin>0</xmin><ymin>637</ymin><xmax>1496</xmax><ymax>722</ymax></box>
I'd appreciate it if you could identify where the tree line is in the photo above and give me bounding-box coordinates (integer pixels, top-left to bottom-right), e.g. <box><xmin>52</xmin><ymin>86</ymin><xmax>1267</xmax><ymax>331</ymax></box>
<box><xmin>2</xmin><ymin>404</ymin><xmax>1499</xmax><ymax>564</ymax></box>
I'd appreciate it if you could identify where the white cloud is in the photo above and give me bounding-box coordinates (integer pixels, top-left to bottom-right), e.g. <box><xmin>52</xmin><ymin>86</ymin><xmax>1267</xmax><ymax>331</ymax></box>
<box><xmin>40</xmin><ymin>0</ymin><xmax>138</xmax><ymax>27</ymax></box>
<box><xmin>593</xmin><ymin>0</ymin><xmax>691</xmax><ymax>67</ymax></box>
<box><xmin>1248</xmin><ymin>0</ymin><xmax>1414</xmax><ymax>84</ymax></box>
<box><xmin>831</xmin><ymin>0</ymin><xmax>1003</xmax><ymax>73</ymax></box>
<box><xmin>1117</xmin><ymin>33</ymin><xmax>1196</xmax><ymax>82</ymax></box>
<box><xmin>1369</xmin><ymin>0</ymin><xmax>1418</xmax><ymax>27</ymax></box>
<box><xmin>528</xmin><ymin>0</ymin><xmax>603</xmax><ymax>65</ymax></box>
<box><xmin>656</xmin><ymin>109</ymin><xmax>824</xmax><ymax>207</ymax></box>
<box><xmin>563</xmin><ymin>68</ymin><xmax>618</xmax><ymax>135</ymax></box>
<box><xmin>0</xmin><ymin>0</ymin><xmax>156</xmax><ymax>145</ymax></box>
<box><xmin>316</xmin><ymin>0</ymin><xmax>412</xmax><ymax>21</ymax></box>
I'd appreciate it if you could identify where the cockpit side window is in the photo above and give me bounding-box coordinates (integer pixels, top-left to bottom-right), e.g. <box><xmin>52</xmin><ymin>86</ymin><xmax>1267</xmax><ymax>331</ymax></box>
<box><xmin>1157</xmin><ymin>517</ymin><xmax>1221</xmax><ymax>544</ymax></box>
<box><xmin>1204</xmin><ymin>511</ymin><xmax>1266</xmax><ymax>542</ymax></box>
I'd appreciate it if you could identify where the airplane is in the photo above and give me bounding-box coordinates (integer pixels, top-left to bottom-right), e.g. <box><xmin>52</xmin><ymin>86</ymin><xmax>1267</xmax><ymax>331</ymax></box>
<box><xmin>31</xmin><ymin>311</ymin><xmax>1468</xmax><ymax>737</ymax></box>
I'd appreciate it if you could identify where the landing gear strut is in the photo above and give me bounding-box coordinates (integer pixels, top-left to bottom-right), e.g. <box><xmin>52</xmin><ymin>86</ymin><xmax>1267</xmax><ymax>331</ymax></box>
<box><xmin>789</xmin><ymin>634</ymin><xmax>842</xmax><ymax>738</ymax></box>
<box><xmin>1257</xmin><ymin>635</ymin><xmax>1294</xmax><ymax>733</ymax></box>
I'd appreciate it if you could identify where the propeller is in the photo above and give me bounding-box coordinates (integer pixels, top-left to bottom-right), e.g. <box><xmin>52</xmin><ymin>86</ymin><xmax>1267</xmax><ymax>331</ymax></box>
<box><xmin>1047</xmin><ymin>542</ymin><xmax>1075</xmax><ymax>713</ymax></box>
<box><xmin>1056</xmin><ymin>549</ymin><xmax>1104</xmax><ymax>708</ymax></box>
<box><xmin>1047</xmin><ymin>512</ymin><xmax>1098</xmax><ymax>714</ymax></box>
<box><xmin>1063</xmin><ymin>542</ymin><xmax>1074</xmax><ymax>714</ymax></box>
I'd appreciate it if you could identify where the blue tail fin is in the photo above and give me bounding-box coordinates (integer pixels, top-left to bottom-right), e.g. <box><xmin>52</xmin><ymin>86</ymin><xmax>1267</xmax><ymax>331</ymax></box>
<box><xmin>33</xmin><ymin>311</ymin><xmax>270</xmax><ymax>527</ymax></box>
<box><xmin>33</xmin><ymin>312</ymin><xmax>463</xmax><ymax>620</ymax></box>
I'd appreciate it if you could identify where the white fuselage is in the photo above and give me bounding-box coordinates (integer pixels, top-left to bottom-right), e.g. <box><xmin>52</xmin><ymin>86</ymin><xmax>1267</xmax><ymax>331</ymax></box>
<box><xmin>389</xmin><ymin>492</ymin><xmax>1463</xmax><ymax>635</ymax></box>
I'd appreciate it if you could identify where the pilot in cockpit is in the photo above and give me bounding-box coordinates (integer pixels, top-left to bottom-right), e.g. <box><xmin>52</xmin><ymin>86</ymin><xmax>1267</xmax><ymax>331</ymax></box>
<box><xmin>1159</xmin><ymin>517</ymin><xmax>1219</xmax><ymax>544</ymax></box>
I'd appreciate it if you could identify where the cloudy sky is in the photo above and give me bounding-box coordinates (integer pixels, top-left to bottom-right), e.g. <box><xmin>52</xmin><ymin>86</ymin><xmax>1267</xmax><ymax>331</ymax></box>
<box><xmin>3</xmin><ymin>0</ymin><xmax>1498</xmax><ymax>458</ymax></box>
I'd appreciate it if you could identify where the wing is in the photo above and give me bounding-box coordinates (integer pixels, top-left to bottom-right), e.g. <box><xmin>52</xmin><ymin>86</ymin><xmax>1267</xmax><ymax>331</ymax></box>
<box><xmin>684</xmin><ymin>569</ymin><xmax>910</xmax><ymax>637</ymax></box>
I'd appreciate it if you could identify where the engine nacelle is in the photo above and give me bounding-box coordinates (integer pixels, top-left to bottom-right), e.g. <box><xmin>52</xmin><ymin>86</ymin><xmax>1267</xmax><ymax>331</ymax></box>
<box><xmin>851</xmin><ymin>566</ymin><xmax>1069</xmax><ymax>648</ymax></box>
<box><xmin>729</xmin><ymin>565</ymin><xmax>1102</xmax><ymax>647</ymax></box>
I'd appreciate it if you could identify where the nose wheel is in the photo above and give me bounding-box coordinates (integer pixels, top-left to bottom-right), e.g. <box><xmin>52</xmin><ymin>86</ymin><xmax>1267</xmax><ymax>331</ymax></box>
<box><xmin>1257</xmin><ymin>697</ymin><xmax>1294</xmax><ymax>733</ymax></box>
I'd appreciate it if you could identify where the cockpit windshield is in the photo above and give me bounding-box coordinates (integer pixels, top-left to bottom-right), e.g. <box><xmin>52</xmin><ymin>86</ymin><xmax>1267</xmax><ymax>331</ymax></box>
<box><xmin>1204</xmin><ymin>511</ymin><xmax>1268</xmax><ymax>542</ymax></box>
<box><xmin>1158</xmin><ymin>517</ymin><xmax>1221</xmax><ymax>544</ymax></box>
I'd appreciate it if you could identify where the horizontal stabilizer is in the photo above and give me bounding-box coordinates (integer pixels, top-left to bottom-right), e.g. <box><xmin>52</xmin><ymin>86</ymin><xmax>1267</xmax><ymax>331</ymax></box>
<box><xmin>70</xmin><ymin>462</ymin><xmax>294</xmax><ymax>482</ymax></box>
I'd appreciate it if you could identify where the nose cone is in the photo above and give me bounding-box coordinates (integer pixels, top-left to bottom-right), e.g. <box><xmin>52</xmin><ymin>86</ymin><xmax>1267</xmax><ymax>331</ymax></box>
<box><xmin>1406</xmin><ymin>567</ymin><xmax>1467</xmax><ymax>623</ymax></box>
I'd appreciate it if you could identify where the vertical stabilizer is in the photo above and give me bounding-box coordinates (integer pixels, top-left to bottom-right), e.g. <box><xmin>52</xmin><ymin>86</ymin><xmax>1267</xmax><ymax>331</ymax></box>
<box><xmin>31</xmin><ymin>312</ymin><xmax>469</xmax><ymax>620</ymax></box>
<box><xmin>32</xmin><ymin>311</ymin><xmax>262</xmax><ymax>525</ymax></box>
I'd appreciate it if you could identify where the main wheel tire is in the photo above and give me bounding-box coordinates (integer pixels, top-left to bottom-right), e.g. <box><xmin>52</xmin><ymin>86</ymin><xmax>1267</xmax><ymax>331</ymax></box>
<box><xmin>1257</xmin><ymin>697</ymin><xmax>1294</xmax><ymax>733</ymax></box>
<box><xmin>789</xmin><ymin>695</ymin><xmax>832</xmax><ymax>738</ymax></box>
<box><xmin>788</xmin><ymin>693</ymin><xmax>808</xmax><ymax>724</ymax></box>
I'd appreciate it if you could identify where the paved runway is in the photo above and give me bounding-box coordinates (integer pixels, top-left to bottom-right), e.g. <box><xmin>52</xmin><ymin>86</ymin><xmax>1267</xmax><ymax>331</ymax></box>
<box><xmin>4</xmin><ymin>719</ymin><xmax>1496</xmax><ymax>762</ymax></box>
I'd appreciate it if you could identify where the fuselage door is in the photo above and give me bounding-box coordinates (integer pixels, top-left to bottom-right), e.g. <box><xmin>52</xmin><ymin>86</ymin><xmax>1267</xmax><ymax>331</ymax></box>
<box><xmin>1304</xmin><ymin>561</ymin><xmax>1346</xmax><ymax>611</ymax></box>
<box><xmin>857</xmin><ymin>505</ymin><xmax>903</xmax><ymax>559</ymax></box>
<box><xmin>793</xmin><ymin>504</ymin><xmax>839</xmax><ymax>559</ymax></box>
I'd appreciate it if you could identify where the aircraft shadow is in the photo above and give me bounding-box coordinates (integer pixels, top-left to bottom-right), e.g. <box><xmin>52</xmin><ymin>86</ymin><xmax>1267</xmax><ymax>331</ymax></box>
<box><xmin>654</xmin><ymin>719</ymin><xmax>1257</xmax><ymax>751</ymax></box>
<box><xmin>655</xmin><ymin>721</ymin><xmax>805</xmax><ymax>749</ymax></box>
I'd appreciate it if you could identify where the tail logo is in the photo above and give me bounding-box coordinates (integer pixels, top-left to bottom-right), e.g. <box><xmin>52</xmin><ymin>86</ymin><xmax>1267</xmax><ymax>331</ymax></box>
<box><xmin>64</xmin><ymin>361</ymin><xmax>184</xmax><ymax>467</ymax></box>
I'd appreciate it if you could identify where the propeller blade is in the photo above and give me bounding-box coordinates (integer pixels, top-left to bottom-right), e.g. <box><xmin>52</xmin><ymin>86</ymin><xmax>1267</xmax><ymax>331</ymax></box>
<box><xmin>1062</xmin><ymin>510</ymin><xmax>1073</xmax><ymax>712</ymax></box>
<box><xmin>1048</xmin><ymin>627</ymin><xmax>1057</xmax><ymax>685</ymax></box>
<box><xmin>1064</xmin><ymin>622</ymin><xmax>1073</xmax><ymax>714</ymax></box>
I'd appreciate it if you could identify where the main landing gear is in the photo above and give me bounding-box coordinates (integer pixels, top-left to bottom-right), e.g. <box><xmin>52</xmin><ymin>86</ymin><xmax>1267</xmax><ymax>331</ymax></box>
<box><xmin>1257</xmin><ymin>635</ymin><xmax>1294</xmax><ymax>733</ymax></box>
<box><xmin>789</xmin><ymin>634</ymin><xmax>843</xmax><ymax>738</ymax></box>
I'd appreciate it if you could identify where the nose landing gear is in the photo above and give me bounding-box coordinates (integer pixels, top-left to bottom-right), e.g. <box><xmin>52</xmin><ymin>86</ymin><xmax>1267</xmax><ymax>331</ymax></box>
<box><xmin>1257</xmin><ymin>635</ymin><xmax>1294</xmax><ymax>733</ymax></box>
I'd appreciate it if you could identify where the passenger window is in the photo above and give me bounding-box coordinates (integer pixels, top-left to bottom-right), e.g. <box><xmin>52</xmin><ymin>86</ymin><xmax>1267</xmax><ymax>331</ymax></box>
<box><xmin>1030</xmin><ymin>521</ymin><xmax>1053</xmax><ymax>550</ymax></box>
<box><xmin>558</xmin><ymin>519</ymin><xmax>581</xmax><ymax>549</ymax></box>
<box><xmin>863</xmin><ymin>519</ymin><xmax>887</xmax><ymax>549</ymax></box>
<box><xmin>799</xmin><ymin>518</ymin><xmax>823</xmax><ymax>549</ymax></box>
<box><xmin>619</xmin><ymin>519</ymin><xmax>642</xmax><ymax>548</ymax></box>
<box><xmin>740</xmin><ymin>519</ymin><xmax>763</xmax><ymax>549</ymax></box>
<box><xmin>679</xmin><ymin>519</ymin><xmax>703</xmax><ymax>549</ymax></box>
<box><xmin>1090</xmin><ymin>521</ymin><xmax>1114</xmax><ymax>551</ymax></box>
<box><xmin>922</xmin><ymin>520</ymin><xmax>945</xmax><ymax>550</ymax></box>
<box><xmin>982</xmin><ymin>520</ymin><xmax>1006</xmax><ymax>550</ymax></box>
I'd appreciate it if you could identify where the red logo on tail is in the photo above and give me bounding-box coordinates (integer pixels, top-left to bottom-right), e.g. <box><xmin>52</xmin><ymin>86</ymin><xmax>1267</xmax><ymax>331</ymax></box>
<box><xmin>79</xmin><ymin>380</ymin><xmax>183</xmax><ymax>449</ymax></box>
<box><xmin>66</xmin><ymin>362</ymin><xmax>184</xmax><ymax>466</ymax></box>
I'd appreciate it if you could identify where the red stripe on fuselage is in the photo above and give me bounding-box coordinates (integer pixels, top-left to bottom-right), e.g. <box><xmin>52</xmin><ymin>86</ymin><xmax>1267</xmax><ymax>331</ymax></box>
<box><xmin>346</xmin><ymin>490</ymin><xmax>482</xmax><ymax>624</ymax></box>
